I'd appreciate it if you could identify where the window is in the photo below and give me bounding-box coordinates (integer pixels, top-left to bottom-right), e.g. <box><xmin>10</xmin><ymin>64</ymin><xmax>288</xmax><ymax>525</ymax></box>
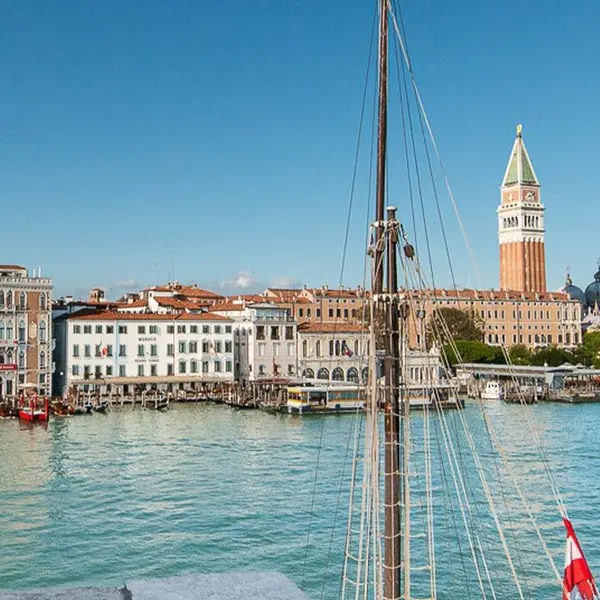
<box><xmin>0</xmin><ymin>321</ymin><xmax>4</xmax><ymax>340</ymax></box>
<box><xmin>316</xmin><ymin>308</ymin><xmax>321</xmax><ymax>318</ymax></box>
<box><xmin>84</xmin><ymin>325</ymin><xmax>92</xmax><ymax>334</ymax></box>
<box><xmin>84</xmin><ymin>366</ymin><xmax>91</xmax><ymax>379</ymax></box>
<box><xmin>190</xmin><ymin>360</ymin><xmax>198</xmax><ymax>374</ymax></box>
<box><xmin>273</xmin><ymin>344</ymin><xmax>280</xmax><ymax>357</ymax></box>
<box><xmin>329</xmin><ymin>340</ymin><xmax>334</xmax><ymax>356</ymax></box>
<box><xmin>96</xmin><ymin>325</ymin><xmax>103</xmax><ymax>334</ymax></box>
<box><xmin>18</xmin><ymin>350</ymin><xmax>25</xmax><ymax>369</ymax></box>
<box><xmin>177</xmin><ymin>325</ymin><xmax>186</xmax><ymax>334</ymax></box>
<box><xmin>270</xmin><ymin>326</ymin><xmax>279</xmax><ymax>340</ymax></box>
<box><xmin>95</xmin><ymin>344</ymin><xmax>102</xmax><ymax>357</ymax></box>
<box><xmin>138</xmin><ymin>364</ymin><xmax>144</xmax><ymax>377</ymax></box>
<box><xmin>354</xmin><ymin>340</ymin><xmax>359</xmax><ymax>355</ymax></box>
<box><xmin>106</xmin><ymin>365</ymin><xmax>113</xmax><ymax>376</ymax></box>
<box><xmin>73</xmin><ymin>344</ymin><xmax>80</xmax><ymax>357</ymax></box>
<box><xmin>119</xmin><ymin>345</ymin><xmax>126</xmax><ymax>357</ymax></box>
<box><xmin>18</xmin><ymin>321</ymin><xmax>26</xmax><ymax>342</ymax></box>
<box><xmin>259</xmin><ymin>364</ymin><xmax>265</xmax><ymax>375</ymax></box>
<box><xmin>167</xmin><ymin>364</ymin><xmax>174</xmax><ymax>376</ymax></box>
<box><xmin>302</xmin><ymin>340</ymin><xmax>307</xmax><ymax>357</ymax></box>
<box><xmin>167</xmin><ymin>344</ymin><xmax>174</xmax><ymax>356</ymax></box>
<box><xmin>285</xmin><ymin>326</ymin><xmax>293</xmax><ymax>340</ymax></box>
<box><xmin>107</xmin><ymin>325</ymin><xmax>114</xmax><ymax>334</ymax></box>
<box><xmin>107</xmin><ymin>344</ymin><xmax>113</xmax><ymax>357</ymax></box>
<box><xmin>167</xmin><ymin>325</ymin><xmax>174</xmax><ymax>334</ymax></box>
<box><xmin>150</xmin><ymin>344</ymin><xmax>158</xmax><ymax>357</ymax></box>
<box><xmin>336</xmin><ymin>309</ymin><xmax>341</xmax><ymax>318</ymax></box>
<box><xmin>328</xmin><ymin>309</ymin><xmax>334</xmax><ymax>318</ymax></box>
<box><xmin>39</xmin><ymin>351</ymin><xmax>46</xmax><ymax>369</ymax></box>
<box><xmin>39</xmin><ymin>321</ymin><xmax>47</xmax><ymax>343</ymax></box>
<box><xmin>203</xmin><ymin>325</ymin><xmax>210</xmax><ymax>334</ymax></box>
<box><xmin>72</xmin><ymin>365</ymin><xmax>80</xmax><ymax>376</ymax></box>
<box><xmin>138</xmin><ymin>326</ymin><xmax>146</xmax><ymax>334</ymax></box>
<box><xmin>288</xmin><ymin>364</ymin><xmax>294</xmax><ymax>375</ymax></box>
<box><xmin>225</xmin><ymin>341</ymin><xmax>232</xmax><ymax>353</ymax></box>
<box><xmin>190</xmin><ymin>341</ymin><xmax>198</xmax><ymax>353</ymax></box>
<box><xmin>18</xmin><ymin>292</ymin><xmax>26</xmax><ymax>309</ymax></box>
<box><xmin>119</xmin><ymin>365</ymin><xmax>126</xmax><ymax>377</ymax></box>
<box><xmin>137</xmin><ymin>344</ymin><xmax>145</xmax><ymax>357</ymax></box>
<box><xmin>287</xmin><ymin>343</ymin><xmax>294</xmax><ymax>356</ymax></box>
<box><xmin>258</xmin><ymin>343</ymin><xmax>265</xmax><ymax>357</ymax></box>
<box><xmin>72</xmin><ymin>324</ymin><xmax>81</xmax><ymax>334</ymax></box>
<box><xmin>149</xmin><ymin>325</ymin><xmax>159</xmax><ymax>334</ymax></box>
<box><xmin>226</xmin><ymin>361</ymin><xmax>232</xmax><ymax>372</ymax></box>
<box><xmin>214</xmin><ymin>361</ymin><xmax>221</xmax><ymax>372</ymax></box>
<box><xmin>190</xmin><ymin>325</ymin><xmax>198</xmax><ymax>334</ymax></box>
<box><xmin>179</xmin><ymin>360</ymin><xmax>186</xmax><ymax>374</ymax></box>
<box><xmin>151</xmin><ymin>365</ymin><xmax>157</xmax><ymax>376</ymax></box>
<box><xmin>0</xmin><ymin>291</ymin><xmax>3</xmax><ymax>307</ymax></box>
<box><xmin>215</xmin><ymin>341</ymin><xmax>222</xmax><ymax>353</ymax></box>
<box><xmin>316</xmin><ymin>340</ymin><xmax>321</xmax><ymax>357</ymax></box>
<box><xmin>307</xmin><ymin>308</ymin><xmax>312</xmax><ymax>317</ymax></box>
<box><xmin>95</xmin><ymin>366</ymin><xmax>101</xmax><ymax>378</ymax></box>
<box><xmin>6</xmin><ymin>291</ymin><xmax>12</xmax><ymax>308</ymax></box>
<box><xmin>225</xmin><ymin>325</ymin><xmax>232</xmax><ymax>334</ymax></box>
<box><xmin>215</xmin><ymin>326</ymin><xmax>221</xmax><ymax>334</ymax></box>
<box><xmin>202</xmin><ymin>341</ymin><xmax>209</xmax><ymax>353</ymax></box>
<box><xmin>118</xmin><ymin>325</ymin><xmax>127</xmax><ymax>334</ymax></box>
<box><xmin>179</xmin><ymin>341</ymin><xmax>187</xmax><ymax>353</ymax></box>
<box><xmin>256</xmin><ymin>326</ymin><xmax>265</xmax><ymax>340</ymax></box>
<box><xmin>202</xmin><ymin>361</ymin><xmax>209</xmax><ymax>373</ymax></box>
<box><xmin>298</xmin><ymin>308</ymin><xmax>304</xmax><ymax>317</ymax></box>
<box><xmin>84</xmin><ymin>345</ymin><xmax>91</xmax><ymax>358</ymax></box>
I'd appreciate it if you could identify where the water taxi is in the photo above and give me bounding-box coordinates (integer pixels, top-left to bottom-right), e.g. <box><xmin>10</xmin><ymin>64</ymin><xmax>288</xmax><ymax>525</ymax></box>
<box><xmin>286</xmin><ymin>386</ymin><xmax>366</xmax><ymax>414</ymax></box>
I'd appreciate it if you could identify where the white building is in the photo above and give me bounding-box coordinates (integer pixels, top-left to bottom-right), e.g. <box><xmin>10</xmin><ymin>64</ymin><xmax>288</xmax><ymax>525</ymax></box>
<box><xmin>210</xmin><ymin>302</ymin><xmax>297</xmax><ymax>382</ymax></box>
<box><xmin>53</xmin><ymin>310</ymin><xmax>234</xmax><ymax>397</ymax></box>
<box><xmin>296</xmin><ymin>323</ymin><xmax>369</xmax><ymax>383</ymax></box>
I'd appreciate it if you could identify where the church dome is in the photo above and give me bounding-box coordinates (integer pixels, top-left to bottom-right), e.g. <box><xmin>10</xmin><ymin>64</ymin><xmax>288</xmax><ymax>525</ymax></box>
<box><xmin>563</xmin><ymin>275</ymin><xmax>586</xmax><ymax>306</ymax></box>
<box><xmin>584</xmin><ymin>269</ymin><xmax>600</xmax><ymax>311</ymax></box>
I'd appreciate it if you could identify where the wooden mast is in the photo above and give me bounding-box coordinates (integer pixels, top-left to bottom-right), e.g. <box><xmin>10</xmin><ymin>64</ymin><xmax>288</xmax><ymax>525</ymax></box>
<box><xmin>373</xmin><ymin>1</ymin><xmax>402</xmax><ymax>599</ymax></box>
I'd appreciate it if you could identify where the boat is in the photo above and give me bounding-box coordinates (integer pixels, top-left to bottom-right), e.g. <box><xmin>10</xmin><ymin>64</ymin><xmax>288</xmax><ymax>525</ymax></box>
<box><xmin>51</xmin><ymin>400</ymin><xmax>75</xmax><ymax>416</ymax></box>
<box><xmin>481</xmin><ymin>380</ymin><xmax>504</xmax><ymax>400</ymax></box>
<box><xmin>286</xmin><ymin>385</ymin><xmax>366</xmax><ymax>414</ymax></box>
<box><xmin>94</xmin><ymin>402</ymin><xmax>109</xmax><ymax>413</ymax></box>
<box><xmin>0</xmin><ymin>401</ymin><xmax>18</xmax><ymax>418</ymax></box>
<box><xmin>18</xmin><ymin>396</ymin><xmax>50</xmax><ymax>422</ymax></box>
<box><xmin>335</xmin><ymin>3</ymin><xmax>598</xmax><ymax>598</ymax></box>
<box><xmin>145</xmin><ymin>397</ymin><xmax>169</xmax><ymax>411</ymax></box>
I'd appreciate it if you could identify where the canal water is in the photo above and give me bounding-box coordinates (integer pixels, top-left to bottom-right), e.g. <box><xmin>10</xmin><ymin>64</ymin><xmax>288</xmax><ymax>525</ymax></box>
<box><xmin>1</xmin><ymin>402</ymin><xmax>599</xmax><ymax>598</ymax></box>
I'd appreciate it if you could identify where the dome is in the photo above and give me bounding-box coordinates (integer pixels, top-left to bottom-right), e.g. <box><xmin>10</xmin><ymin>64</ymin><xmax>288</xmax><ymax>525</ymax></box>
<box><xmin>584</xmin><ymin>269</ymin><xmax>600</xmax><ymax>311</ymax></box>
<box><xmin>563</xmin><ymin>275</ymin><xmax>586</xmax><ymax>306</ymax></box>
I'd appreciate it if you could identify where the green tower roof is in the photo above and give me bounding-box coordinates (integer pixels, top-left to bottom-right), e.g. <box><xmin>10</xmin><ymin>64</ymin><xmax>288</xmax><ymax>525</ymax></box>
<box><xmin>502</xmin><ymin>125</ymin><xmax>539</xmax><ymax>187</ymax></box>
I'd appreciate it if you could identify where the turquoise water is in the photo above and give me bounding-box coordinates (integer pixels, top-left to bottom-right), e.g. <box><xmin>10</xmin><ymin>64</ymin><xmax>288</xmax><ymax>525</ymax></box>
<box><xmin>1</xmin><ymin>402</ymin><xmax>599</xmax><ymax>598</ymax></box>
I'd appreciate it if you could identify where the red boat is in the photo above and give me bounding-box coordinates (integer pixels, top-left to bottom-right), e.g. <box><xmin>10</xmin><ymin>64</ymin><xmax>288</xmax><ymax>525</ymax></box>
<box><xmin>18</xmin><ymin>396</ymin><xmax>50</xmax><ymax>422</ymax></box>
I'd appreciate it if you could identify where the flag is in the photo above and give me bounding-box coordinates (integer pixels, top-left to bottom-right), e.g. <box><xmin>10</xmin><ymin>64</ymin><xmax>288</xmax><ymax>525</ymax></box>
<box><xmin>342</xmin><ymin>341</ymin><xmax>353</xmax><ymax>357</ymax></box>
<box><xmin>563</xmin><ymin>518</ymin><xmax>597</xmax><ymax>600</ymax></box>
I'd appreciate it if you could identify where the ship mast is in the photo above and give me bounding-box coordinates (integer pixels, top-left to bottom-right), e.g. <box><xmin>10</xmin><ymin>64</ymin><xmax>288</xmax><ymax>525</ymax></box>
<box><xmin>374</xmin><ymin>2</ymin><xmax>403</xmax><ymax>599</ymax></box>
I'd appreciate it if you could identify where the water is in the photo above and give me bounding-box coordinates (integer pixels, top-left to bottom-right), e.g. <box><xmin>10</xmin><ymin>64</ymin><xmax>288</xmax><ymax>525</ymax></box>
<box><xmin>1</xmin><ymin>402</ymin><xmax>599</xmax><ymax>598</ymax></box>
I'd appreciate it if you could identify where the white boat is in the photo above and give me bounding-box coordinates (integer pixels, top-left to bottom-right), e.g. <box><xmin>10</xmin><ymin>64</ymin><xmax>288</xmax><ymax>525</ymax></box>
<box><xmin>286</xmin><ymin>385</ymin><xmax>365</xmax><ymax>413</ymax></box>
<box><xmin>481</xmin><ymin>380</ymin><xmax>504</xmax><ymax>400</ymax></box>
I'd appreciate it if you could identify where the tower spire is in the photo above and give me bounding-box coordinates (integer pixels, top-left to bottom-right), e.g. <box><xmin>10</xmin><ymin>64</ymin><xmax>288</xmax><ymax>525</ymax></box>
<box><xmin>502</xmin><ymin>124</ymin><xmax>539</xmax><ymax>187</ymax></box>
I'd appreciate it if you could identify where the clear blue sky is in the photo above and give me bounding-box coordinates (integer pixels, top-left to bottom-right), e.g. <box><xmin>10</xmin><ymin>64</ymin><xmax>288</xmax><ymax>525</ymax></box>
<box><xmin>1</xmin><ymin>0</ymin><xmax>599</xmax><ymax>298</ymax></box>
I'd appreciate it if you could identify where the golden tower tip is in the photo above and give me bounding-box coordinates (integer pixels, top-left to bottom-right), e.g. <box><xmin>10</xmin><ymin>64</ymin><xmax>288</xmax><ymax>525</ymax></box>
<box><xmin>517</xmin><ymin>124</ymin><xmax>523</xmax><ymax>137</ymax></box>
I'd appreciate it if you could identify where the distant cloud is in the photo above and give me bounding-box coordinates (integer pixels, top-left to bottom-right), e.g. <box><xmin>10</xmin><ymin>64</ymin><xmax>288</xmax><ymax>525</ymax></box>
<box><xmin>112</xmin><ymin>279</ymin><xmax>141</xmax><ymax>289</ymax></box>
<box><xmin>269</xmin><ymin>276</ymin><xmax>303</xmax><ymax>289</ymax></box>
<box><xmin>220</xmin><ymin>271</ymin><xmax>258</xmax><ymax>290</ymax></box>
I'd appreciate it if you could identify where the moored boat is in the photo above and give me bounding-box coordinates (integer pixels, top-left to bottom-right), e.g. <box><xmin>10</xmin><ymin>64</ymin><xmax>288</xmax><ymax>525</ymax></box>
<box><xmin>18</xmin><ymin>397</ymin><xmax>50</xmax><ymax>422</ymax></box>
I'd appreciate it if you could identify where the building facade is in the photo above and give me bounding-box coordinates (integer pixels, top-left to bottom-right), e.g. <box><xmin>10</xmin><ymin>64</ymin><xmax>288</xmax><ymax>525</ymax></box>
<box><xmin>0</xmin><ymin>265</ymin><xmax>52</xmax><ymax>398</ymax></box>
<box><xmin>498</xmin><ymin>125</ymin><xmax>546</xmax><ymax>293</ymax></box>
<box><xmin>53</xmin><ymin>311</ymin><xmax>234</xmax><ymax>396</ymax></box>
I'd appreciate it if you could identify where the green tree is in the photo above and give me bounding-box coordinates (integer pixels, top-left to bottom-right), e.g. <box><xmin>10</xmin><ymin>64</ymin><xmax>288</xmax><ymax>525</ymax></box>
<box><xmin>427</xmin><ymin>307</ymin><xmax>484</xmax><ymax>349</ymax></box>
<box><xmin>508</xmin><ymin>344</ymin><xmax>532</xmax><ymax>365</ymax></box>
<box><xmin>529</xmin><ymin>346</ymin><xmax>573</xmax><ymax>367</ymax></box>
<box><xmin>444</xmin><ymin>340</ymin><xmax>506</xmax><ymax>366</ymax></box>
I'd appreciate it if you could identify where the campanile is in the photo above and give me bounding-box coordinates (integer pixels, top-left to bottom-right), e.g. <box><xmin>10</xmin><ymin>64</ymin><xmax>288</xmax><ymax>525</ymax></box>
<box><xmin>498</xmin><ymin>125</ymin><xmax>546</xmax><ymax>293</ymax></box>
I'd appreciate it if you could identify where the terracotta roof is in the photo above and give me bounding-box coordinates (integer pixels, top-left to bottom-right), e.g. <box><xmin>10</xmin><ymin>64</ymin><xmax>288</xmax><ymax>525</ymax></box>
<box><xmin>0</xmin><ymin>264</ymin><xmax>26</xmax><ymax>270</ymax></box>
<box><xmin>264</xmin><ymin>288</ymin><xmax>303</xmax><ymax>300</ymax></box>
<box><xmin>176</xmin><ymin>285</ymin><xmax>224</xmax><ymax>300</ymax></box>
<box><xmin>298</xmin><ymin>322</ymin><xmax>366</xmax><ymax>333</ymax></box>
<box><xmin>116</xmin><ymin>300</ymin><xmax>147</xmax><ymax>308</ymax></box>
<box><xmin>423</xmin><ymin>288</ymin><xmax>573</xmax><ymax>302</ymax></box>
<box><xmin>209</xmin><ymin>302</ymin><xmax>246</xmax><ymax>312</ymax></box>
<box><xmin>308</xmin><ymin>288</ymin><xmax>362</xmax><ymax>299</ymax></box>
<box><xmin>68</xmin><ymin>310</ymin><xmax>231</xmax><ymax>322</ymax></box>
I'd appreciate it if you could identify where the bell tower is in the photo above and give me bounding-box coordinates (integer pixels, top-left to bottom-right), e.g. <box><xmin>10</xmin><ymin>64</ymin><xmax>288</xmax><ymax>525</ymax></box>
<box><xmin>498</xmin><ymin>125</ymin><xmax>546</xmax><ymax>293</ymax></box>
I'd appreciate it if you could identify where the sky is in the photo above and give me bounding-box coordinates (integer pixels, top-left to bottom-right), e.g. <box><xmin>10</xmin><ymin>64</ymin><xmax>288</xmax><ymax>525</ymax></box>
<box><xmin>1</xmin><ymin>0</ymin><xmax>599</xmax><ymax>299</ymax></box>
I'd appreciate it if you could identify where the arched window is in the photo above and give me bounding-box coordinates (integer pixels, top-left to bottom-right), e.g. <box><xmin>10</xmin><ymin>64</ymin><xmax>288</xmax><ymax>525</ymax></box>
<box><xmin>315</xmin><ymin>340</ymin><xmax>321</xmax><ymax>357</ymax></box>
<box><xmin>18</xmin><ymin>320</ymin><xmax>26</xmax><ymax>342</ymax></box>
<box><xmin>361</xmin><ymin>367</ymin><xmax>369</xmax><ymax>384</ymax></box>
<box><xmin>40</xmin><ymin>293</ymin><xmax>47</xmax><ymax>310</ymax></box>
<box><xmin>354</xmin><ymin>340</ymin><xmax>359</xmax><ymax>356</ymax></box>
<box><xmin>329</xmin><ymin>340</ymin><xmax>334</xmax><ymax>356</ymax></box>
<box><xmin>18</xmin><ymin>350</ymin><xmax>25</xmax><ymax>369</ymax></box>
<box><xmin>6</xmin><ymin>349</ymin><xmax>13</xmax><ymax>363</ymax></box>
<box><xmin>534</xmin><ymin>334</ymin><xmax>540</xmax><ymax>344</ymax></box>
<box><xmin>6</xmin><ymin>291</ymin><xmax>12</xmax><ymax>308</ymax></box>
<box><xmin>0</xmin><ymin>321</ymin><xmax>4</xmax><ymax>340</ymax></box>
<box><xmin>19</xmin><ymin>292</ymin><xmax>26</xmax><ymax>309</ymax></box>
<box><xmin>302</xmin><ymin>340</ymin><xmax>307</xmax><ymax>357</ymax></box>
<box><xmin>317</xmin><ymin>367</ymin><xmax>329</xmax><ymax>380</ymax></box>
<box><xmin>39</xmin><ymin>321</ymin><xmax>47</xmax><ymax>343</ymax></box>
<box><xmin>6</xmin><ymin>321</ymin><xmax>13</xmax><ymax>340</ymax></box>
<box><xmin>0</xmin><ymin>352</ymin><xmax>4</xmax><ymax>364</ymax></box>
<box><xmin>39</xmin><ymin>351</ymin><xmax>46</xmax><ymax>369</ymax></box>
<box><xmin>332</xmin><ymin>367</ymin><xmax>344</xmax><ymax>381</ymax></box>
<box><xmin>335</xmin><ymin>340</ymin><xmax>341</xmax><ymax>356</ymax></box>
<box><xmin>302</xmin><ymin>368</ymin><xmax>314</xmax><ymax>379</ymax></box>
<box><xmin>347</xmin><ymin>367</ymin><xmax>359</xmax><ymax>383</ymax></box>
<box><xmin>0</xmin><ymin>291</ymin><xmax>4</xmax><ymax>307</ymax></box>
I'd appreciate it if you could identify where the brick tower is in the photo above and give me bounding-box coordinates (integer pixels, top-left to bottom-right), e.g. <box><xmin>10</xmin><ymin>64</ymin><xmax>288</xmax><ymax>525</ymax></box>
<box><xmin>498</xmin><ymin>125</ymin><xmax>546</xmax><ymax>293</ymax></box>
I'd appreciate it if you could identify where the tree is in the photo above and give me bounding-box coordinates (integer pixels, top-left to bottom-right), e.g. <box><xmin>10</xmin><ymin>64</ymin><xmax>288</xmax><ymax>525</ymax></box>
<box><xmin>444</xmin><ymin>340</ymin><xmax>506</xmax><ymax>366</ymax></box>
<box><xmin>508</xmin><ymin>344</ymin><xmax>532</xmax><ymax>365</ymax></box>
<box><xmin>427</xmin><ymin>307</ymin><xmax>484</xmax><ymax>349</ymax></box>
<box><xmin>529</xmin><ymin>346</ymin><xmax>573</xmax><ymax>367</ymax></box>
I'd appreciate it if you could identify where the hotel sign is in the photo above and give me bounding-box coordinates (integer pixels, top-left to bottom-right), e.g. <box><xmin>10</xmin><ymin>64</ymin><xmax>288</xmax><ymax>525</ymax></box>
<box><xmin>0</xmin><ymin>340</ymin><xmax>17</xmax><ymax>346</ymax></box>
<box><xmin>0</xmin><ymin>364</ymin><xmax>17</xmax><ymax>371</ymax></box>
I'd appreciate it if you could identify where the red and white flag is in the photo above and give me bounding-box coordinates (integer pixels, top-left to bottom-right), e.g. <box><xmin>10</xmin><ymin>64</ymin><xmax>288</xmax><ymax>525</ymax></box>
<box><xmin>563</xmin><ymin>518</ymin><xmax>598</xmax><ymax>600</ymax></box>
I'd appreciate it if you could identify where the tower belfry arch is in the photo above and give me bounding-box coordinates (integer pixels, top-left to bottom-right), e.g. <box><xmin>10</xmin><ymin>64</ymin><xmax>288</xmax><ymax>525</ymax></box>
<box><xmin>498</xmin><ymin>125</ymin><xmax>546</xmax><ymax>293</ymax></box>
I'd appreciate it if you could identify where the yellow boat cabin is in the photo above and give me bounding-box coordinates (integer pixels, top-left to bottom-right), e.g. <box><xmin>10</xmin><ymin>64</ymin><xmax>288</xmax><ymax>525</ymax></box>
<box><xmin>286</xmin><ymin>386</ymin><xmax>366</xmax><ymax>414</ymax></box>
